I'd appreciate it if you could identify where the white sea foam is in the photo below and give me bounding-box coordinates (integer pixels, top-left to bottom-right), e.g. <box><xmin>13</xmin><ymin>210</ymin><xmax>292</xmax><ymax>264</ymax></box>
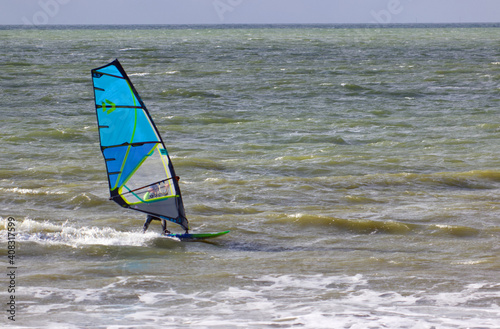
<box><xmin>0</xmin><ymin>187</ymin><xmax>65</xmax><ymax>195</ymax></box>
<box><xmin>0</xmin><ymin>217</ymin><xmax>171</xmax><ymax>247</ymax></box>
<box><xmin>16</xmin><ymin>274</ymin><xmax>500</xmax><ymax>328</ymax></box>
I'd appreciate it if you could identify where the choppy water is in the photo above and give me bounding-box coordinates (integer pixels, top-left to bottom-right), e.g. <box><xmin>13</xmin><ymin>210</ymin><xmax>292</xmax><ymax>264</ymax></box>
<box><xmin>1</xmin><ymin>25</ymin><xmax>500</xmax><ymax>328</ymax></box>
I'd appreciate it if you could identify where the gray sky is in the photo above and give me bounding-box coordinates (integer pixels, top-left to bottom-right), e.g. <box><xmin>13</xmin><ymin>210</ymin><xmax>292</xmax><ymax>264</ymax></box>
<box><xmin>2</xmin><ymin>0</ymin><xmax>499</xmax><ymax>26</ymax></box>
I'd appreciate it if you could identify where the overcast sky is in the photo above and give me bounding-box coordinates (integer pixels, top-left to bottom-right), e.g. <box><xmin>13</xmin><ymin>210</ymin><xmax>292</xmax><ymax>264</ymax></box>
<box><xmin>2</xmin><ymin>0</ymin><xmax>499</xmax><ymax>26</ymax></box>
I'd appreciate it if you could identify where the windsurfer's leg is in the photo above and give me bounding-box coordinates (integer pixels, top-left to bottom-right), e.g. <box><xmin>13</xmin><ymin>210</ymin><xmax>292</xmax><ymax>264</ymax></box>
<box><xmin>143</xmin><ymin>215</ymin><xmax>153</xmax><ymax>232</ymax></box>
<box><xmin>161</xmin><ymin>219</ymin><xmax>170</xmax><ymax>235</ymax></box>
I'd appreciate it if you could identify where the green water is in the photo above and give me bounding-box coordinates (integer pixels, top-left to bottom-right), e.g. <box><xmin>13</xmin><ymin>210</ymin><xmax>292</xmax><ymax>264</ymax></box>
<box><xmin>1</xmin><ymin>25</ymin><xmax>500</xmax><ymax>328</ymax></box>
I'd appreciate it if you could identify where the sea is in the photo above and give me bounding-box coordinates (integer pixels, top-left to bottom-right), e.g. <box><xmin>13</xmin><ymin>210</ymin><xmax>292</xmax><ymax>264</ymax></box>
<box><xmin>1</xmin><ymin>24</ymin><xmax>500</xmax><ymax>328</ymax></box>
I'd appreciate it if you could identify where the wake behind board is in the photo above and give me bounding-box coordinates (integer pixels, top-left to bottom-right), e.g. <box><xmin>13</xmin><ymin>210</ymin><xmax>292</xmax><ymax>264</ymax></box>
<box><xmin>165</xmin><ymin>230</ymin><xmax>230</xmax><ymax>241</ymax></box>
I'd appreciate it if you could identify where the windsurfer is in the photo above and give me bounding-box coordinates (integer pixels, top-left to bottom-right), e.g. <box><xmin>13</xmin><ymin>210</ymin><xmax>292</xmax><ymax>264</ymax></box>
<box><xmin>143</xmin><ymin>185</ymin><xmax>170</xmax><ymax>235</ymax></box>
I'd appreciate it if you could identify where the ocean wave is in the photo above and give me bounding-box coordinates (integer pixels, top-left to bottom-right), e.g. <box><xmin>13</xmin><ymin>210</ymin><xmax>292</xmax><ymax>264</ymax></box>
<box><xmin>280</xmin><ymin>213</ymin><xmax>416</xmax><ymax>234</ymax></box>
<box><xmin>340</xmin><ymin>82</ymin><xmax>369</xmax><ymax>91</ymax></box>
<box><xmin>0</xmin><ymin>217</ymin><xmax>176</xmax><ymax>249</ymax></box>
<box><xmin>20</xmin><ymin>128</ymin><xmax>94</xmax><ymax>143</ymax></box>
<box><xmin>174</xmin><ymin>157</ymin><xmax>226</xmax><ymax>171</ymax></box>
<box><xmin>159</xmin><ymin>88</ymin><xmax>221</xmax><ymax>98</ymax></box>
<box><xmin>312</xmin><ymin>170</ymin><xmax>500</xmax><ymax>190</ymax></box>
<box><xmin>0</xmin><ymin>187</ymin><xmax>65</xmax><ymax>196</ymax></box>
<box><xmin>17</xmin><ymin>274</ymin><xmax>500</xmax><ymax>328</ymax></box>
<box><xmin>191</xmin><ymin>204</ymin><xmax>261</xmax><ymax>216</ymax></box>
<box><xmin>271</xmin><ymin>213</ymin><xmax>488</xmax><ymax>237</ymax></box>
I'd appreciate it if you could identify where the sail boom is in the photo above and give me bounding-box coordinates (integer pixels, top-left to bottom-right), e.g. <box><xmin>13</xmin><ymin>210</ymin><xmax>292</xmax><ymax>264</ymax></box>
<box><xmin>118</xmin><ymin>178</ymin><xmax>179</xmax><ymax>196</ymax></box>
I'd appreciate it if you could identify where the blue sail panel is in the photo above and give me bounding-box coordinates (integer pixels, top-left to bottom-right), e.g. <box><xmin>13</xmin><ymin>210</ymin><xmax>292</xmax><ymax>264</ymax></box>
<box><xmin>91</xmin><ymin>59</ymin><xmax>189</xmax><ymax>231</ymax></box>
<box><xmin>102</xmin><ymin>143</ymin><xmax>157</xmax><ymax>190</ymax></box>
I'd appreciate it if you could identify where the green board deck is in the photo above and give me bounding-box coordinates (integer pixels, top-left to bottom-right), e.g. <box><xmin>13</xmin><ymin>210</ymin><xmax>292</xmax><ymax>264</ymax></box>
<box><xmin>165</xmin><ymin>230</ymin><xmax>230</xmax><ymax>241</ymax></box>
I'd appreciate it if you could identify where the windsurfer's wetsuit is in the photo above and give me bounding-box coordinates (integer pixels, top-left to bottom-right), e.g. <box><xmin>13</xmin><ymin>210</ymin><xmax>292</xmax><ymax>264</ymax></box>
<box><xmin>143</xmin><ymin>215</ymin><xmax>169</xmax><ymax>235</ymax></box>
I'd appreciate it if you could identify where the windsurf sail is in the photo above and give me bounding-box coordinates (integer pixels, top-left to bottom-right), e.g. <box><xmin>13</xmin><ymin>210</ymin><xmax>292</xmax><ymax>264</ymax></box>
<box><xmin>91</xmin><ymin>59</ymin><xmax>189</xmax><ymax>231</ymax></box>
